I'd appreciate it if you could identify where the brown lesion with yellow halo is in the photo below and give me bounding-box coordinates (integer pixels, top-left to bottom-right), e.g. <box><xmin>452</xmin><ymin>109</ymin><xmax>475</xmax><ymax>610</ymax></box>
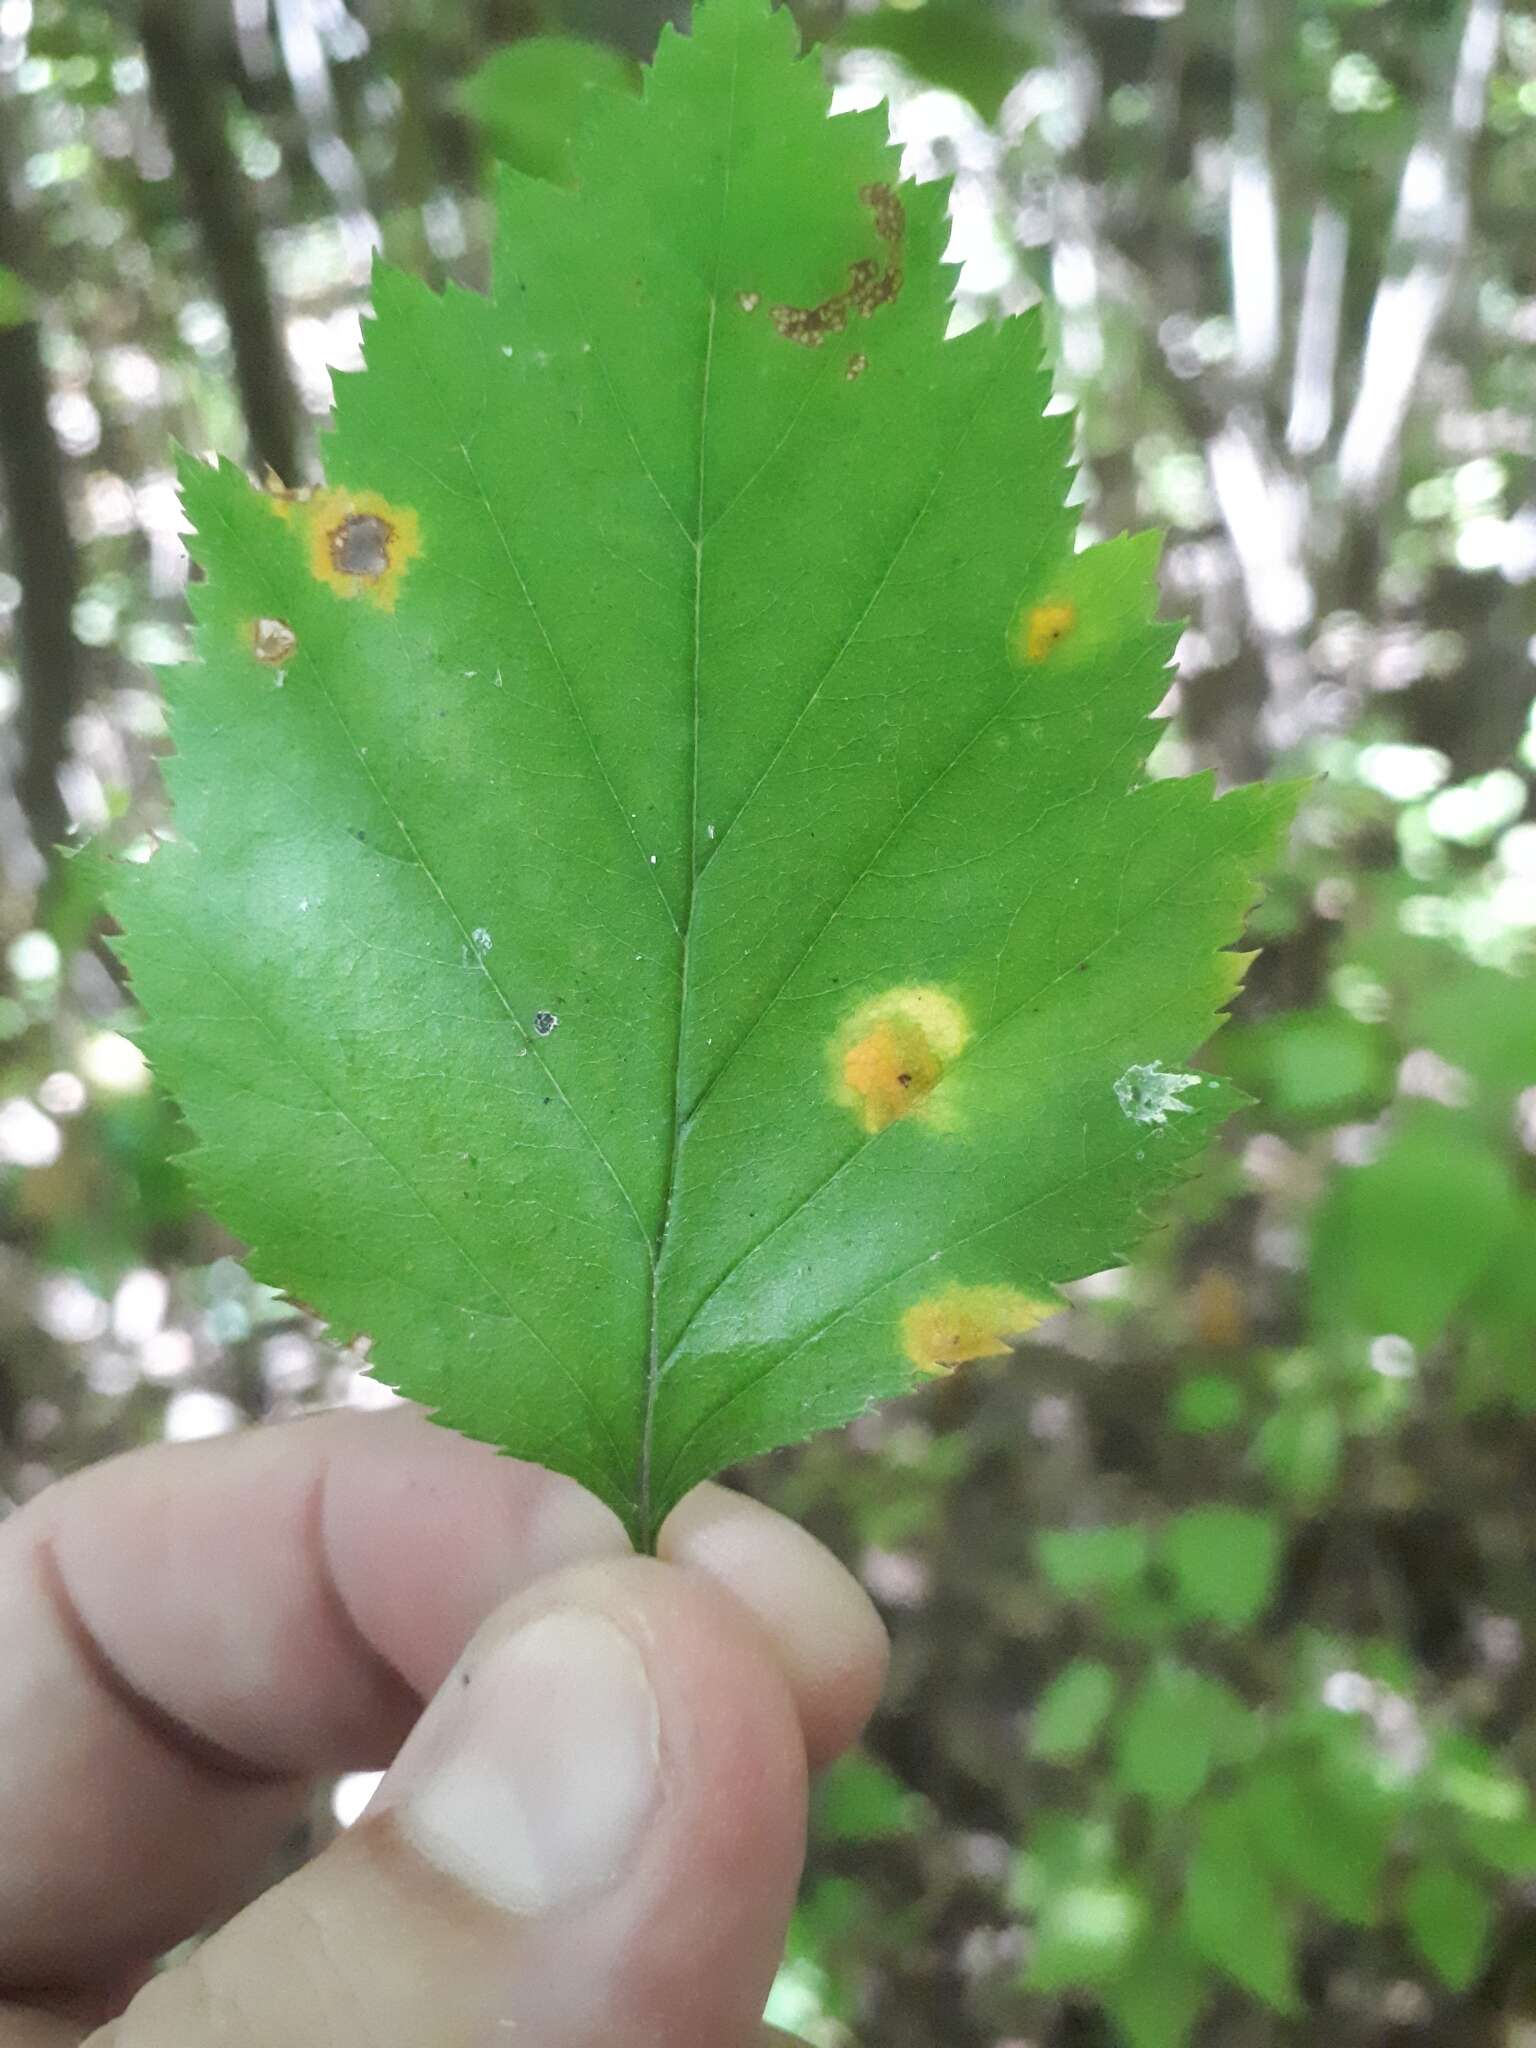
<box><xmin>263</xmin><ymin>480</ymin><xmax>423</xmax><ymax>612</ymax></box>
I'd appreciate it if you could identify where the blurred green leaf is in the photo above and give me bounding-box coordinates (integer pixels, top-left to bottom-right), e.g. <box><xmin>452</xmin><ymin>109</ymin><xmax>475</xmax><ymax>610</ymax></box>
<box><xmin>1032</xmin><ymin>1658</ymin><xmax>1117</xmax><ymax>1763</ymax></box>
<box><xmin>460</xmin><ymin>36</ymin><xmax>638</xmax><ymax>185</ymax></box>
<box><xmin>1254</xmin><ymin>1399</ymin><xmax>1344</xmax><ymax>1504</ymax></box>
<box><xmin>1114</xmin><ymin>1661</ymin><xmax>1255</xmax><ymax>1809</ymax></box>
<box><xmin>1402</xmin><ymin>1862</ymin><xmax>1493</xmax><ymax>1992</ymax></box>
<box><xmin>1026</xmin><ymin>1878</ymin><xmax>1150</xmax><ymax>1993</ymax></box>
<box><xmin>832</xmin><ymin>0</ymin><xmax>1038</xmax><ymax>122</ymax></box>
<box><xmin>0</xmin><ymin>263</ymin><xmax>36</xmax><ymax>329</ymax></box>
<box><xmin>814</xmin><ymin>1751</ymin><xmax>919</xmax><ymax>1841</ymax></box>
<box><xmin>1162</xmin><ymin>1507</ymin><xmax>1282</xmax><ymax>1629</ymax></box>
<box><xmin>1039</xmin><ymin>1524</ymin><xmax>1152</xmax><ymax>1600</ymax></box>
<box><xmin>1103</xmin><ymin>1929</ymin><xmax>1211</xmax><ymax>2048</ymax></box>
<box><xmin>1311</xmin><ymin>1107</ymin><xmax>1519</xmax><ymax>1346</ymax></box>
<box><xmin>1181</xmin><ymin>1800</ymin><xmax>1298</xmax><ymax>2012</ymax></box>
<box><xmin>1241</xmin><ymin>1753</ymin><xmax>1393</xmax><ymax>1925</ymax></box>
<box><xmin>1171</xmin><ymin>1371</ymin><xmax>1247</xmax><ymax>1434</ymax></box>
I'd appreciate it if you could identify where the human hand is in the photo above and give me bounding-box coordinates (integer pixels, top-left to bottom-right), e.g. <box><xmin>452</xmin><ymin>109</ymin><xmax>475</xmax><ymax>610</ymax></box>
<box><xmin>0</xmin><ymin>1407</ymin><xmax>887</xmax><ymax>2046</ymax></box>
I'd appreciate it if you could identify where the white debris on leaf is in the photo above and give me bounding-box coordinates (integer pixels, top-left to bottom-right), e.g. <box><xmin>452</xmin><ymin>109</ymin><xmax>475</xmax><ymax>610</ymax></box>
<box><xmin>1114</xmin><ymin>1062</ymin><xmax>1202</xmax><ymax>1126</ymax></box>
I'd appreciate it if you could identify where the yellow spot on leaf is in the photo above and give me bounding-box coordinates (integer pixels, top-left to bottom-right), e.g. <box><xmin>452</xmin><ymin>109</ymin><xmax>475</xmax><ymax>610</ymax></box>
<box><xmin>248</xmin><ymin>616</ymin><xmax>297</xmax><ymax>666</ymax></box>
<box><xmin>1016</xmin><ymin>598</ymin><xmax>1079</xmax><ymax>664</ymax></box>
<box><xmin>902</xmin><ymin>1285</ymin><xmax>1055</xmax><ymax>1376</ymax></box>
<box><xmin>834</xmin><ymin>985</ymin><xmax>970</xmax><ymax>1134</ymax></box>
<box><xmin>269</xmin><ymin>485</ymin><xmax>422</xmax><ymax>611</ymax></box>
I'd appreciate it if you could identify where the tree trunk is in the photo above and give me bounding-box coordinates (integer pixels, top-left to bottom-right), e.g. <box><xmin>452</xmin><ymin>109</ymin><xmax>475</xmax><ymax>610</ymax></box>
<box><xmin>0</xmin><ymin>103</ymin><xmax>79</xmax><ymax>861</ymax></box>
<box><xmin>139</xmin><ymin>0</ymin><xmax>304</xmax><ymax>485</ymax></box>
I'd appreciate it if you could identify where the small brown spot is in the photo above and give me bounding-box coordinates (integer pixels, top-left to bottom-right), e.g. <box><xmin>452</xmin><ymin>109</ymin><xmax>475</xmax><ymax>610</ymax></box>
<box><xmin>249</xmin><ymin>617</ymin><xmax>297</xmax><ymax>666</ymax></box>
<box><xmin>737</xmin><ymin>290</ymin><xmax>761</xmax><ymax>314</ymax></box>
<box><xmin>771</xmin><ymin>182</ymin><xmax>906</xmax><ymax>350</ymax></box>
<box><xmin>847</xmin><ymin>351</ymin><xmax>869</xmax><ymax>382</ymax></box>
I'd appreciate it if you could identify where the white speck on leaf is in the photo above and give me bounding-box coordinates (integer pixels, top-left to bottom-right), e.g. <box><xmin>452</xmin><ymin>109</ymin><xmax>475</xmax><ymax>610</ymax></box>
<box><xmin>1114</xmin><ymin>1062</ymin><xmax>1201</xmax><ymax>1126</ymax></box>
<box><xmin>472</xmin><ymin>927</ymin><xmax>492</xmax><ymax>954</ymax></box>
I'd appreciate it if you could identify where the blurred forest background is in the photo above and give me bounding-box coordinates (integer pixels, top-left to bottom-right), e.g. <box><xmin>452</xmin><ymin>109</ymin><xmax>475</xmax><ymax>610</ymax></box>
<box><xmin>1</xmin><ymin>0</ymin><xmax>1535</xmax><ymax>2042</ymax></box>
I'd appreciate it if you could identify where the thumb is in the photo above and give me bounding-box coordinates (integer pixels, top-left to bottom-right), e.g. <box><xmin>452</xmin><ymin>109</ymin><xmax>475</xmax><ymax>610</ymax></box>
<box><xmin>97</xmin><ymin>1558</ymin><xmax>808</xmax><ymax>2048</ymax></box>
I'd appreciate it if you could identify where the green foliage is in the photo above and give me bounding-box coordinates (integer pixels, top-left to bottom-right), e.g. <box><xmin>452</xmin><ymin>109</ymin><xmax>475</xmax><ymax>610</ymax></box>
<box><xmin>814</xmin><ymin>1750</ymin><xmax>921</xmax><ymax>1840</ymax></box>
<box><xmin>1113</xmin><ymin>1662</ymin><xmax>1254</xmax><ymax>1809</ymax></box>
<box><xmin>1102</xmin><ymin>1934</ymin><xmax>1210</xmax><ymax>2048</ymax></box>
<box><xmin>0</xmin><ymin>264</ymin><xmax>35</xmax><ymax>329</ymax></box>
<box><xmin>1038</xmin><ymin>1524</ymin><xmax>1152</xmax><ymax>1600</ymax></box>
<box><xmin>1031</xmin><ymin>1657</ymin><xmax>1117</xmax><ymax>1763</ymax></box>
<box><xmin>459</xmin><ymin>36</ymin><xmax>637</xmax><ymax>185</ymax></box>
<box><xmin>112</xmin><ymin>0</ymin><xmax>1285</xmax><ymax>1544</ymax></box>
<box><xmin>1026</xmin><ymin>1877</ymin><xmax>1149</xmax><ymax>1993</ymax></box>
<box><xmin>1181</xmin><ymin>1800</ymin><xmax>1298</xmax><ymax>2014</ymax></box>
<box><xmin>1401</xmin><ymin>1862</ymin><xmax>1493</xmax><ymax>1992</ymax></box>
<box><xmin>831</xmin><ymin>0</ymin><xmax>1038</xmax><ymax>121</ymax></box>
<box><xmin>1311</xmin><ymin>1105</ymin><xmax>1520</xmax><ymax>1346</ymax></box>
<box><xmin>1161</xmin><ymin>1507</ymin><xmax>1282</xmax><ymax>1630</ymax></box>
<box><xmin>1240</xmin><ymin>1752</ymin><xmax>1392</xmax><ymax>1926</ymax></box>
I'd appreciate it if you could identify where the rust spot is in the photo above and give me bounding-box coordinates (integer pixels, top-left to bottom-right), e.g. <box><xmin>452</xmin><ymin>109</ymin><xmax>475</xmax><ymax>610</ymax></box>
<box><xmin>771</xmin><ymin>182</ymin><xmax>905</xmax><ymax>350</ymax></box>
<box><xmin>1014</xmin><ymin>599</ymin><xmax>1080</xmax><ymax>665</ymax></box>
<box><xmin>833</xmin><ymin>985</ymin><xmax>970</xmax><ymax>1135</ymax></box>
<box><xmin>248</xmin><ymin>616</ymin><xmax>297</xmax><ymax>666</ymax></box>
<box><xmin>902</xmin><ymin>1284</ymin><xmax>1055</xmax><ymax>1376</ymax></box>
<box><xmin>268</xmin><ymin>485</ymin><xmax>422</xmax><ymax>611</ymax></box>
<box><xmin>846</xmin><ymin>351</ymin><xmax>869</xmax><ymax>382</ymax></box>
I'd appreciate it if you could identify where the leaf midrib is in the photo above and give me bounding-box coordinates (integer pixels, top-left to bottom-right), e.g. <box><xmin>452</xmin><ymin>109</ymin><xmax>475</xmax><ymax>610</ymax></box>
<box><xmin>638</xmin><ymin>18</ymin><xmax>744</xmax><ymax>1548</ymax></box>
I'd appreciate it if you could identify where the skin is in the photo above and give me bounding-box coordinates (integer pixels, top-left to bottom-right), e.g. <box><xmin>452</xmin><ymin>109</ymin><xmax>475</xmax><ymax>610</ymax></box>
<box><xmin>0</xmin><ymin>1407</ymin><xmax>889</xmax><ymax>2047</ymax></box>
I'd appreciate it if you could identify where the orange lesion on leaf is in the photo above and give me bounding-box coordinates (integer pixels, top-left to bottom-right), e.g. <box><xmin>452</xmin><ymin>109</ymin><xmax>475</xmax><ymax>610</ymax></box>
<box><xmin>247</xmin><ymin>616</ymin><xmax>297</xmax><ymax>665</ymax></box>
<box><xmin>1014</xmin><ymin>598</ymin><xmax>1080</xmax><ymax>665</ymax></box>
<box><xmin>769</xmin><ymin>182</ymin><xmax>906</xmax><ymax>350</ymax></box>
<box><xmin>833</xmin><ymin>985</ymin><xmax>970</xmax><ymax>1135</ymax></box>
<box><xmin>267</xmin><ymin>484</ymin><xmax>422</xmax><ymax>611</ymax></box>
<box><xmin>902</xmin><ymin>1284</ymin><xmax>1056</xmax><ymax>1376</ymax></box>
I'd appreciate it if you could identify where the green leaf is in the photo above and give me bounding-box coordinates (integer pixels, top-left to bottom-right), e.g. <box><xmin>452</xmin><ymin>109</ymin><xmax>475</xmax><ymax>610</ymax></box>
<box><xmin>112</xmin><ymin>0</ymin><xmax>1291</xmax><ymax>1544</ymax></box>
<box><xmin>1161</xmin><ymin>1506</ymin><xmax>1282</xmax><ymax>1629</ymax></box>
<box><xmin>1401</xmin><ymin>1862</ymin><xmax>1493</xmax><ymax>1992</ymax></box>
<box><xmin>460</xmin><ymin>35</ymin><xmax>637</xmax><ymax>185</ymax></box>
<box><xmin>1311</xmin><ymin>1105</ymin><xmax>1518</xmax><ymax>1347</ymax></box>
<box><xmin>1025</xmin><ymin>1878</ymin><xmax>1150</xmax><ymax>1994</ymax></box>
<box><xmin>1039</xmin><ymin>1525</ymin><xmax>1152</xmax><ymax>1601</ymax></box>
<box><xmin>1170</xmin><ymin>1371</ymin><xmax>1246</xmax><ymax>1434</ymax></box>
<box><xmin>814</xmin><ymin>1751</ymin><xmax>919</xmax><ymax>1841</ymax></box>
<box><xmin>1181</xmin><ymin>1800</ymin><xmax>1298</xmax><ymax>2013</ymax></box>
<box><xmin>1113</xmin><ymin>1662</ymin><xmax>1254</xmax><ymax>1810</ymax></box>
<box><xmin>1031</xmin><ymin>1658</ymin><xmax>1117</xmax><ymax>1763</ymax></box>
<box><xmin>0</xmin><ymin>263</ymin><xmax>35</xmax><ymax>329</ymax></box>
<box><xmin>1253</xmin><ymin>1398</ymin><xmax>1343</xmax><ymax>1504</ymax></box>
<box><xmin>1103</xmin><ymin>1930</ymin><xmax>1211</xmax><ymax>2048</ymax></box>
<box><xmin>832</xmin><ymin>0</ymin><xmax>1039</xmax><ymax>122</ymax></box>
<box><xmin>1241</xmin><ymin>1754</ymin><xmax>1392</xmax><ymax>1926</ymax></box>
